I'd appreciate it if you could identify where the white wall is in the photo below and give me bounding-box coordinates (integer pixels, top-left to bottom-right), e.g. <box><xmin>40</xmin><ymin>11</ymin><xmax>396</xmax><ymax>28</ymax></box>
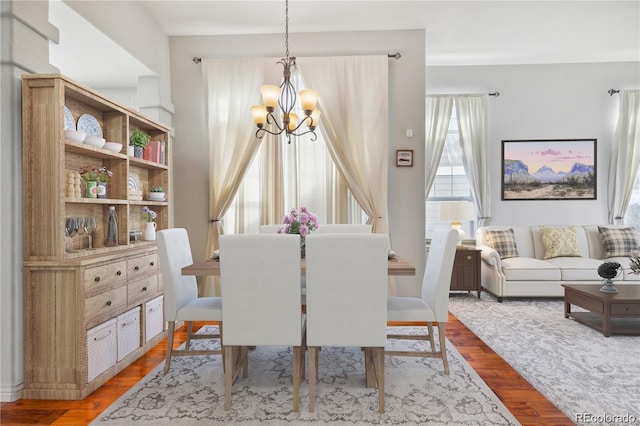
<box><xmin>168</xmin><ymin>30</ymin><xmax>427</xmax><ymax>297</ymax></box>
<box><xmin>426</xmin><ymin>62</ymin><xmax>640</xmax><ymax>226</ymax></box>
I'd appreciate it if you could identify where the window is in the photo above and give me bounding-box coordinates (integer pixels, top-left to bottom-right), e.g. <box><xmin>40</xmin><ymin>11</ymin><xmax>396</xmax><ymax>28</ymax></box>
<box><xmin>625</xmin><ymin>171</ymin><xmax>640</xmax><ymax>231</ymax></box>
<box><xmin>426</xmin><ymin>106</ymin><xmax>476</xmax><ymax>240</ymax></box>
<box><xmin>224</xmin><ymin>74</ymin><xmax>364</xmax><ymax>234</ymax></box>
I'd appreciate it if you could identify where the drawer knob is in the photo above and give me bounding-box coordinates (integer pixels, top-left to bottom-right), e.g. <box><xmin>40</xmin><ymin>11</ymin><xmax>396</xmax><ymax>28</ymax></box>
<box><xmin>150</xmin><ymin>261</ymin><xmax>155</xmax><ymax>266</ymax></box>
<box><xmin>134</xmin><ymin>266</ymin><xmax>140</xmax><ymax>271</ymax></box>
<box><xmin>94</xmin><ymin>276</ymin><xmax>100</xmax><ymax>282</ymax></box>
<box><xmin>116</xmin><ymin>270</ymin><xmax>122</xmax><ymax>276</ymax></box>
<box><xmin>142</xmin><ymin>286</ymin><xmax>148</xmax><ymax>292</ymax></box>
<box><xmin>106</xmin><ymin>300</ymin><xmax>112</xmax><ymax>306</ymax></box>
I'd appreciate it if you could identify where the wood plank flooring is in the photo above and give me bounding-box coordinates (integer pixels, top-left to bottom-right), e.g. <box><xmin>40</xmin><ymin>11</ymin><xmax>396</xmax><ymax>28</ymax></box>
<box><xmin>1</xmin><ymin>313</ymin><xmax>572</xmax><ymax>425</ymax></box>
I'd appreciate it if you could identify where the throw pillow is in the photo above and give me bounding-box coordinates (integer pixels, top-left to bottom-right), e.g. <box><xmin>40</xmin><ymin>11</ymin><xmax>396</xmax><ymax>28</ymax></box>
<box><xmin>598</xmin><ymin>226</ymin><xmax>640</xmax><ymax>258</ymax></box>
<box><xmin>484</xmin><ymin>229</ymin><xmax>519</xmax><ymax>259</ymax></box>
<box><xmin>540</xmin><ymin>226</ymin><xmax>582</xmax><ymax>259</ymax></box>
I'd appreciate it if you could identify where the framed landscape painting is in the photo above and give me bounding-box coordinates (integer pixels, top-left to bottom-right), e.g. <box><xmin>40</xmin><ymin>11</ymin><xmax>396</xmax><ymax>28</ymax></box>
<box><xmin>502</xmin><ymin>139</ymin><xmax>596</xmax><ymax>200</ymax></box>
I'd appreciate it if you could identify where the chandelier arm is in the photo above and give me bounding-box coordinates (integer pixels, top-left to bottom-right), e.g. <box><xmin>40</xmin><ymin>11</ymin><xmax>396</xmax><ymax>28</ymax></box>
<box><xmin>265</xmin><ymin>111</ymin><xmax>285</xmax><ymax>133</ymax></box>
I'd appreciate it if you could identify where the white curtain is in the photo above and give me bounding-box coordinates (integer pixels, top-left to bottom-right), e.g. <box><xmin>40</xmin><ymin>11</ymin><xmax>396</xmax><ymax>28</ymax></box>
<box><xmin>202</xmin><ymin>58</ymin><xmax>278</xmax><ymax>295</ymax></box>
<box><xmin>455</xmin><ymin>95</ymin><xmax>491</xmax><ymax>227</ymax></box>
<box><xmin>298</xmin><ymin>55</ymin><xmax>390</xmax><ymax>235</ymax></box>
<box><xmin>608</xmin><ymin>90</ymin><xmax>640</xmax><ymax>224</ymax></box>
<box><xmin>424</xmin><ymin>96</ymin><xmax>454</xmax><ymax>197</ymax></box>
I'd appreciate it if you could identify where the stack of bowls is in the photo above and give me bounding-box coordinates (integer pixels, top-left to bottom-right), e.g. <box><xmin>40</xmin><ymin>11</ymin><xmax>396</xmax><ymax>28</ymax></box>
<box><xmin>64</xmin><ymin>130</ymin><xmax>86</xmax><ymax>143</ymax></box>
<box><xmin>84</xmin><ymin>135</ymin><xmax>106</xmax><ymax>149</ymax></box>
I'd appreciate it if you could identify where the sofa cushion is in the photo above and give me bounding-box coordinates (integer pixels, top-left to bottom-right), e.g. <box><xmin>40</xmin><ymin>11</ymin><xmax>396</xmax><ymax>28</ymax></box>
<box><xmin>540</xmin><ymin>226</ymin><xmax>582</xmax><ymax>259</ymax></box>
<box><xmin>598</xmin><ymin>226</ymin><xmax>640</xmax><ymax>258</ymax></box>
<box><xmin>484</xmin><ymin>228</ymin><xmax>519</xmax><ymax>259</ymax></box>
<box><xmin>545</xmin><ymin>257</ymin><xmax>603</xmax><ymax>281</ymax></box>
<box><xmin>502</xmin><ymin>257</ymin><xmax>561</xmax><ymax>281</ymax></box>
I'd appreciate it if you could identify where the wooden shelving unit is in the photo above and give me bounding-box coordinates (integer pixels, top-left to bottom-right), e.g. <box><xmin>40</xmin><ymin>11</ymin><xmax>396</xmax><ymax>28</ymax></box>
<box><xmin>21</xmin><ymin>74</ymin><xmax>172</xmax><ymax>399</ymax></box>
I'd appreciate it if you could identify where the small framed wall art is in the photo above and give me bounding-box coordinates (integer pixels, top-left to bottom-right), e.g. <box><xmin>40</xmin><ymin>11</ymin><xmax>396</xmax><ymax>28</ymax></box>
<box><xmin>396</xmin><ymin>149</ymin><xmax>413</xmax><ymax>167</ymax></box>
<box><xmin>501</xmin><ymin>139</ymin><xmax>597</xmax><ymax>200</ymax></box>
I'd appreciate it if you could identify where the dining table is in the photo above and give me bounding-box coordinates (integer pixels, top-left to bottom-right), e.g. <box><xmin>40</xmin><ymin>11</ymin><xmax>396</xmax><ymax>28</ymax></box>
<box><xmin>181</xmin><ymin>255</ymin><xmax>416</xmax><ymax>277</ymax></box>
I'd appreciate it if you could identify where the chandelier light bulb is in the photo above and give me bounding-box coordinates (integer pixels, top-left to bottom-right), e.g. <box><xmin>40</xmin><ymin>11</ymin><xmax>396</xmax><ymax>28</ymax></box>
<box><xmin>251</xmin><ymin>105</ymin><xmax>267</xmax><ymax>127</ymax></box>
<box><xmin>308</xmin><ymin>109</ymin><xmax>322</xmax><ymax>129</ymax></box>
<box><xmin>299</xmin><ymin>89</ymin><xmax>319</xmax><ymax>114</ymax></box>
<box><xmin>260</xmin><ymin>85</ymin><xmax>281</xmax><ymax>111</ymax></box>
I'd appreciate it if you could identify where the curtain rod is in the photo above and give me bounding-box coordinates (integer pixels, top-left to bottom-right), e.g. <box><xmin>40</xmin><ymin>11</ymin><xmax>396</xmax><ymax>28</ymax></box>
<box><xmin>608</xmin><ymin>89</ymin><xmax>620</xmax><ymax>96</ymax></box>
<box><xmin>192</xmin><ymin>52</ymin><xmax>402</xmax><ymax>64</ymax></box>
<box><xmin>427</xmin><ymin>92</ymin><xmax>500</xmax><ymax>97</ymax></box>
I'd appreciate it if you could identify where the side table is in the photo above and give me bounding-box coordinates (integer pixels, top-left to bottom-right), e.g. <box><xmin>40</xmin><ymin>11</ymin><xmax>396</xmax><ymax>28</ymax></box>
<box><xmin>449</xmin><ymin>247</ymin><xmax>482</xmax><ymax>298</ymax></box>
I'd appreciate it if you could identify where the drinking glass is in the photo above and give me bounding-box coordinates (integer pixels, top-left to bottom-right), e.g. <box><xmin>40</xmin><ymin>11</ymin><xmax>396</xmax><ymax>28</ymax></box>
<box><xmin>65</xmin><ymin>217</ymin><xmax>79</xmax><ymax>252</ymax></box>
<box><xmin>76</xmin><ymin>217</ymin><xmax>86</xmax><ymax>248</ymax></box>
<box><xmin>85</xmin><ymin>217</ymin><xmax>97</xmax><ymax>250</ymax></box>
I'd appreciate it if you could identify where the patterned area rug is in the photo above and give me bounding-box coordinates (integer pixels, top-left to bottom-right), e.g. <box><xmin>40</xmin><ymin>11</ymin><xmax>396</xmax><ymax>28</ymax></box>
<box><xmin>449</xmin><ymin>293</ymin><xmax>640</xmax><ymax>424</ymax></box>
<box><xmin>92</xmin><ymin>326</ymin><xmax>518</xmax><ymax>425</ymax></box>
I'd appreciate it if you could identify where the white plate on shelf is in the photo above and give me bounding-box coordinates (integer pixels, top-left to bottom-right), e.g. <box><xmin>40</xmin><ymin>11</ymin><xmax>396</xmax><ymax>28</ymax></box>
<box><xmin>77</xmin><ymin>113</ymin><xmax>103</xmax><ymax>137</ymax></box>
<box><xmin>64</xmin><ymin>106</ymin><xmax>75</xmax><ymax>130</ymax></box>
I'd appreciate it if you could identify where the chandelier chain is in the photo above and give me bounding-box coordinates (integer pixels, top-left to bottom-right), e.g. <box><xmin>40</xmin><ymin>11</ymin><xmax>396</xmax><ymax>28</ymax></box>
<box><xmin>284</xmin><ymin>0</ymin><xmax>289</xmax><ymax>60</ymax></box>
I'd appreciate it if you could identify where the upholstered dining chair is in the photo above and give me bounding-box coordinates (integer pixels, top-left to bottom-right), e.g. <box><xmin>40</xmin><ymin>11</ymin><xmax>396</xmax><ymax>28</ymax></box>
<box><xmin>386</xmin><ymin>227</ymin><xmax>458</xmax><ymax>374</ymax></box>
<box><xmin>259</xmin><ymin>224</ymin><xmax>282</xmax><ymax>233</ymax></box>
<box><xmin>305</xmin><ymin>233</ymin><xmax>388</xmax><ymax>413</ymax></box>
<box><xmin>157</xmin><ymin>228</ymin><xmax>223</xmax><ymax>375</ymax></box>
<box><xmin>218</xmin><ymin>233</ymin><xmax>306</xmax><ymax>412</ymax></box>
<box><xmin>316</xmin><ymin>224</ymin><xmax>372</xmax><ymax>233</ymax></box>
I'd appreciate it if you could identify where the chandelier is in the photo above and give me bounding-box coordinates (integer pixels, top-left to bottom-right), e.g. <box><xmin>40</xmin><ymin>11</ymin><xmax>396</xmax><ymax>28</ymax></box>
<box><xmin>251</xmin><ymin>0</ymin><xmax>321</xmax><ymax>143</ymax></box>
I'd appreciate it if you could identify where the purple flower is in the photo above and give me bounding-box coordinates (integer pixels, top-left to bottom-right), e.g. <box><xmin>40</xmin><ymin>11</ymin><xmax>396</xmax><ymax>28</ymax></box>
<box><xmin>299</xmin><ymin>224</ymin><xmax>309</xmax><ymax>236</ymax></box>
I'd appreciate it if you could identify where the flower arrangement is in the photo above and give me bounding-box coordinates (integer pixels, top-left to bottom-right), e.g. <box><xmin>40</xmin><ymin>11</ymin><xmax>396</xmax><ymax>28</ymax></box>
<box><xmin>141</xmin><ymin>206</ymin><xmax>157</xmax><ymax>223</ymax></box>
<box><xmin>278</xmin><ymin>206</ymin><xmax>318</xmax><ymax>236</ymax></box>
<box><xmin>629</xmin><ymin>249</ymin><xmax>640</xmax><ymax>275</ymax></box>
<box><xmin>79</xmin><ymin>165</ymin><xmax>112</xmax><ymax>182</ymax></box>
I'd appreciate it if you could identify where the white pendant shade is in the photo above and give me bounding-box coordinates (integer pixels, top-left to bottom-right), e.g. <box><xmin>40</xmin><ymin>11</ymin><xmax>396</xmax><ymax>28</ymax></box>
<box><xmin>299</xmin><ymin>89</ymin><xmax>319</xmax><ymax>112</ymax></box>
<box><xmin>251</xmin><ymin>105</ymin><xmax>267</xmax><ymax>126</ymax></box>
<box><xmin>260</xmin><ymin>85</ymin><xmax>281</xmax><ymax>110</ymax></box>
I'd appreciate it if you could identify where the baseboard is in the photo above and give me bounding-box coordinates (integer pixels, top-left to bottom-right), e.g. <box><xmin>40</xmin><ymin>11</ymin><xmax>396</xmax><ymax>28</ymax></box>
<box><xmin>0</xmin><ymin>381</ymin><xmax>23</xmax><ymax>402</ymax></box>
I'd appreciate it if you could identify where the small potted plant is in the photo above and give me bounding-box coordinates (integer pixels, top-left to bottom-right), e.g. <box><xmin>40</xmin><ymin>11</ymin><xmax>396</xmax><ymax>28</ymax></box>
<box><xmin>148</xmin><ymin>186</ymin><xmax>165</xmax><ymax>201</ymax></box>
<box><xmin>129</xmin><ymin>129</ymin><xmax>150</xmax><ymax>158</ymax></box>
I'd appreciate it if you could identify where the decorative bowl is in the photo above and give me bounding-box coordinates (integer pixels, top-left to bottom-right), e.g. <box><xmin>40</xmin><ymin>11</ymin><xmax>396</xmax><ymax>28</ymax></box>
<box><xmin>84</xmin><ymin>135</ymin><xmax>106</xmax><ymax>148</ymax></box>
<box><xmin>148</xmin><ymin>192</ymin><xmax>165</xmax><ymax>201</ymax></box>
<box><xmin>64</xmin><ymin>130</ymin><xmax>86</xmax><ymax>143</ymax></box>
<box><xmin>103</xmin><ymin>142</ymin><xmax>123</xmax><ymax>153</ymax></box>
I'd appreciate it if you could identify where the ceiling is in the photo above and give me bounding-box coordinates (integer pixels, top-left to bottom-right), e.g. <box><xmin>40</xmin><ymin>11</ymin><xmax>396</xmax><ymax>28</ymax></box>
<box><xmin>50</xmin><ymin>1</ymin><xmax>639</xmax><ymax>89</ymax></box>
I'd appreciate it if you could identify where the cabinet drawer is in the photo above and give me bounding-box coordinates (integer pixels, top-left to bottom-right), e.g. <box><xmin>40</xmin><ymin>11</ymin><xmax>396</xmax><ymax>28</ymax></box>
<box><xmin>84</xmin><ymin>261</ymin><xmax>127</xmax><ymax>293</ymax></box>
<box><xmin>127</xmin><ymin>253</ymin><xmax>158</xmax><ymax>280</ymax></box>
<box><xmin>128</xmin><ymin>275</ymin><xmax>158</xmax><ymax>305</ymax></box>
<box><xmin>85</xmin><ymin>286</ymin><xmax>127</xmax><ymax>323</ymax></box>
<box><xmin>611</xmin><ymin>303</ymin><xmax>640</xmax><ymax>315</ymax></box>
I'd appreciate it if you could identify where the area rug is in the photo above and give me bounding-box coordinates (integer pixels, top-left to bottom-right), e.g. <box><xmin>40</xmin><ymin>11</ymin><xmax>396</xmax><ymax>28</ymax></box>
<box><xmin>449</xmin><ymin>293</ymin><xmax>640</xmax><ymax>424</ymax></box>
<box><xmin>92</xmin><ymin>326</ymin><xmax>518</xmax><ymax>425</ymax></box>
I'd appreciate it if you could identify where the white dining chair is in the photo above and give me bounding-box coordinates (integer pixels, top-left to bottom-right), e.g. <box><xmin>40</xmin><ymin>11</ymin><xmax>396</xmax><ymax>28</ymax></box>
<box><xmin>305</xmin><ymin>233</ymin><xmax>388</xmax><ymax>413</ymax></box>
<box><xmin>157</xmin><ymin>228</ymin><xmax>223</xmax><ymax>375</ymax></box>
<box><xmin>386</xmin><ymin>227</ymin><xmax>458</xmax><ymax>374</ymax></box>
<box><xmin>218</xmin><ymin>233</ymin><xmax>306</xmax><ymax>412</ymax></box>
<box><xmin>316</xmin><ymin>224</ymin><xmax>372</xmax><ymax>233</ymax></box>
<box><xmin>259</xmin><ymin>224</ymin><xmax>282</xmax><ymax>233</ymax></box>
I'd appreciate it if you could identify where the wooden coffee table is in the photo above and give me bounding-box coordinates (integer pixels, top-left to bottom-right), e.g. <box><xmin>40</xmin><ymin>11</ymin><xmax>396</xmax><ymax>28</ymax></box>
<box><xmin>562</xmin><ymin>284</ymin><xmax>640</xmax><ymax>337</ymax></box>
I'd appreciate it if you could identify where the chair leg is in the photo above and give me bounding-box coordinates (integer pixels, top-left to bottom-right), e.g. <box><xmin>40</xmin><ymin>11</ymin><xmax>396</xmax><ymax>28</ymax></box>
<box><xmin>185</xmin><ymin>321</ymin><xmax>193</xmax><ymax>350</ymax></box>
<box><xmin>224</xmin><ymin>346</ymin><xmax>234</xmax><ymax>410</ymax></box>
<box><xmin>427</xmin><ymin>322</ymin><xmax>436</xmax><ymax>352</ymax></box>
<box><xmin>292</xmin><ymin>346</ymin><xmax>301</xmax><ymax>412</ymax></box>
<box><xmin>219</xmin><ymin>323</ymin><xmax>225</xmax><ymax>373</ymax></box>
<box><xmin>374</xmin><ymin>347</ymin><xmax>385</xmax><ymax>413</ymax></box>
<box><xmin>438</xmin><ymin>322</ymin><xmax>449</xmax><ymax>375</ymax></box>
<box><xmin>365</xmin><ymin>348</ymin><xmax>376</xmax><ymax>388</ymax></box>
<box><xmin>309</xmin><ymin>346</ymin><xmax>318</xmax><ymax>412</ymax></box>
<box><xmin>163</xmin><ymin>321</ymin><xmax>176</xmax><ymax>375</ymax></box>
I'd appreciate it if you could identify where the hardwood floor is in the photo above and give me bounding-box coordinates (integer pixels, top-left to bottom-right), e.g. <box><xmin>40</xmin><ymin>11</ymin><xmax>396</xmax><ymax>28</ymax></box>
<box><xmin>1</xmin><ymin>314</ymin><xmax>573</xmax><ymax>425</ymax></box>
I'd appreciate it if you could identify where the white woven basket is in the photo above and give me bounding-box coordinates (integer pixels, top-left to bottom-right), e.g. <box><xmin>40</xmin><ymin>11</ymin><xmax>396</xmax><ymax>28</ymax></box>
<box><xmin>117</xmin><ymin>307</ymin><xmax>141</xmax><ymax>361</ymax></box>
<box><xmin>86</xmin><ymin>318</ymin><xmax>117</xmax><ymax>383</ymax></box>
<box><xmin>145</xmin><ymin>295</ymin><xmax>164</xmax><ymax>342</ymax></box>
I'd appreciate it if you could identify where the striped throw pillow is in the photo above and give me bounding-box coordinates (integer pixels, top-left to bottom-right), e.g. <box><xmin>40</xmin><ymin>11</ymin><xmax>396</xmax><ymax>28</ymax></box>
<box><xmin>484</xmin><ymin>229</ymin><xmax>519</xmax><ymax>259</ymax></box>
<box><xmin>598</xmin><ymin>226</ymin><xmax>640</xmax><ymax>258</ymax></box>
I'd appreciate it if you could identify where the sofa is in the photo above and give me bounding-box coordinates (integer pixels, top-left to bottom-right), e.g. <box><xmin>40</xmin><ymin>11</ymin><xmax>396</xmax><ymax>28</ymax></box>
<box><xmin>476</xmin><ymin>225</ymin><xmax>640</xmax><ymax>301</ymax></box>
